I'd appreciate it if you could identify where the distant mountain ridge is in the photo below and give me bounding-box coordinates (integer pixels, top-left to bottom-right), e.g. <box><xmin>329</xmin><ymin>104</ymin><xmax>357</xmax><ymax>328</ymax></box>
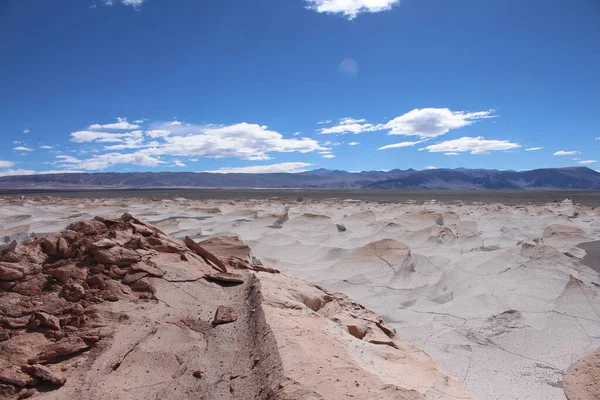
<box><xmin>1</xmin><ymin>167</ymin><xmax>599</xmax><ymax>190</ymax></box>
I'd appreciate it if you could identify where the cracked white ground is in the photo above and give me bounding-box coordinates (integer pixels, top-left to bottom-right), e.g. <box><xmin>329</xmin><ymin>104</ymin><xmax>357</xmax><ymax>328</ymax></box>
<box><xmin>2</xmin><ymin>196</ymin><xmax>599</xmax><ymax>400</ymax></box>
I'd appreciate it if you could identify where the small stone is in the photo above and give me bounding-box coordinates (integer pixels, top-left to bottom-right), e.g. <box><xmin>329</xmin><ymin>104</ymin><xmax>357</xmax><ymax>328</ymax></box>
<box><xmin>0</xmin><ymin>383</ymin><xmax>16</xmax><ymax>397</ymax></box>
<box><xmin>17</xmin><ymin>388</ymin><xmax>38</xmax><ymax>399</ymax></box>
<box><xmin>205</xmin><ymin>273</ymin><xmax>244</xmax><ymax>285</ymax></box>
<box><xmin>192</xmin><ymin>370</ymin><xmax>203</xmax><ymax>379</ymax></box>
<box><xmin>89</xmin><ymin>238</ymin><xmax>117</xmax><ymax>250</ymax></box>
<box><xmin>11</xmin><ymin>275</ymin><xmax>48</xmax><ymax>296</ymax></box>
<box><xmin>131</xmin><ymin>278</ymin><xmax>156</xmax><ymax>294</ymax></box>
<box><xmin>28</xmin><ymin>337</ymin><xmax>89</xmax><ymax>364</ymax></box>
<box><xmin>92</xmin><ymin>246</ymin><xmax>141</xmax><ymax>267</ymax></box>
<box><xmin>32</xmin><ymin>312</ymin><xmax>61</xmax><ymax>331</ymax></box>
<box><xmin>62</xmin><ymin>283</ymin><xmax>85</xmax><ymax>302</ymax></box>
<box><xmin>122</xmin><ymin>271</ymin><xmax>148</xmax><ymax>284</ymax></box>
<box><xmin>336</xmin><ymin>224</ymin><xmax>347</xmax><ymax>233</ymax></box>
<box><xmin>213</xmin><ymin>306</ymin><xmax>238</xmax><ymax>325</ymax></box>
<box><xmin>21</xmin><ymin>364</ymin><xmax>66</xmax><ymax>385</ymax></box>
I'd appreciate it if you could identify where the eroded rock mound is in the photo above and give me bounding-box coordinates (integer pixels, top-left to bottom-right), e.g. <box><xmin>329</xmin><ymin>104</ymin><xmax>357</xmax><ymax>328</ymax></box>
<box><xmin>0</xmin><ymin>215</ymin><xmax>470</xmax><ymax>400</ymax></box>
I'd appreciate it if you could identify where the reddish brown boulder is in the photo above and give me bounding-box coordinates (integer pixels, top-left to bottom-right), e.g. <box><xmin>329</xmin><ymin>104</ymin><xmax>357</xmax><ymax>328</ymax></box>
<box><xmin>21</xmin><ymin>364</ymin><xmax>66</xmax><ymax>385</ymax></box>
<box><xmin>0</xmin><ymin>366</ymin><xmax>39</xmax><ymax>387</ymax></box>
<box><xmin>130</xmin><ymin>261</ymin><xmax>164</xmax><ymax>277</ymax></box>
<box><xmin>47</xmin><ymin>264</ymin><xmax>87</xmax><ymax>284</ymax></box>
<box><xmin>62</xmin><ymin>283</ymin><xmax>85</xmax><ymax>302</ymax></box>
<box><xmin>57</xmin><ymin>237</ymin><xmax>69</xmax><ymax>256</ymax></box>
<box><xmin>0</xmin><ymin>262</ymin><xmax>41</xmax><ymax>281</ymax></box>
<box><xmin>0</xmin><ymin>383</ymin><xmax>16</xmax><ymax>397</ymax></box>
<box><xmin>130</xmin><ymin>278</ymin><xmax>155</xmax><ymax>294</ymax></box>
<box><xmin>11</xmin><ymin>275</ymin><xmax>48</xmax><ymax>296</ymax></box>
<box><xmin>92</xmin><ymin>247</ymin><xmax>141</xmax><ymax>266</ymax></box>
<box><xmin>130</xmin><ymin>223</ymin><xmax>155</xmax><ymax>237</ymax></box>
<box><xmin>60</xmin><ymin>230</ymin><xmax>79</xmax><ymax>242</ymax></box>
<box><xmin>67</xmin><ymin>220</ymin><xmax>106</xmax><ymax>235</ymax></box>
<box><xmin>213</xmin><ymin>306</ymin><xmax>238</xmax><ymax>325</ymax></box>
<box><xmin>31</xmin><ymin>312</ymin><xmax>61</xmax><ymax>331</ymax></box>
<box><xmin>28</xmin><ymin>337</ymin><xmax>89</xmax><ymax>364</ymax></box>
<box><xmin>89</xmin><ymin>239</ymin><xmax>117</xmax><ymax>250</ymax></box>
<box><xmin>122</xmin><ymin>271</ymin><xmax>148</xmax><ymax>284</ymax></box>
<box><xmin>41</xmin><ymin>237</ymin><xmax>58</xmax><ymax>256</ymax></box>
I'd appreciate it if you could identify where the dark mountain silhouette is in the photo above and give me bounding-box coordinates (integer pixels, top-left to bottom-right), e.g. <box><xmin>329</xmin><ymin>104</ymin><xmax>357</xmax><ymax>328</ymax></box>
<box><xmin>0</xmin><ymin>167</ymin><xmax>599</xmax><ymax>190</ymax></box>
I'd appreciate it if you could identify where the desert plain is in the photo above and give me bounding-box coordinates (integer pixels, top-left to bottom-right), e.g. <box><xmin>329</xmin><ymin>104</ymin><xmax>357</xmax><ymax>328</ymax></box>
<box><xmin>1</xmin><ymin>192</ymin><xmax>600</xmax><ymax>400</ymax></box>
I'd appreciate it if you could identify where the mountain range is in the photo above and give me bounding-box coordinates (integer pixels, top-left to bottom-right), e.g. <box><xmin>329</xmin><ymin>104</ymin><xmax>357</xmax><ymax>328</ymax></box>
<box><xmin>1</xmin><ymin>167</ymin><xmax>600</xmax><ymax>190</ymax></box>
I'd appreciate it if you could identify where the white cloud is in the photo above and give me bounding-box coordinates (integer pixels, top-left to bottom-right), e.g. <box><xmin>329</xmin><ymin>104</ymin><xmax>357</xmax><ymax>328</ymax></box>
<box><xmin>305</xmin><ymin>0</ymin><xmax>400</xmax><ymax>20</ymax></box>
<box><xmin>40</xmin><ymin>145</ymin><xmax>53</xmax><ymax>149</ymax></box>
<box><xmin>13</xmin><ymin>146</ymin><xmax>34</xmax><ymax>152</ymax></box>
<box><xmin>525</xmin><ymin>147</ymin><xmax>543</xmax><ymax>151</ymax></box>
<box><xmin>319</xmin><ymin>108</ymin><xmax>494</xmax><ymax>138</ymax></box>
<box><xmin>0</xmin><ymin>169</ymin><xmax>35</xmax><ymax>177</ymax></box>
<box><xmin>23</xmin><ymin>129</ymin><xmax>30</xmax><ymax>134</ymax></box>
<box><xmin>103</xmin><ymin>0</ymin><xmax>145</xmax><ymax>8</ymax></box>
<box><xmin>317</xmin><ymin>119</ymin><xmax>332</xmax><ymax>125</ymax></box>
<box><xmin>444</xmin><ymin>152</ymin><xmax>459</xmax><ymax>156</ymax></box>
<box><xmin>71</xmin><ymin>130</ymin><xmax>134</xmax><ymax>143</ymax></box>
<box><xmin>88</xmin><ymin>118</ymin><xmax>140</xmax><ymax>130</ymax></box>
<box><xmin>0</xmin><ymin>161</ymin><xmax>15</xmax><ymax>168</ymax></box>
<box><xmin>322</xmin><ymin>154</ymin><xmax>336</xmax><ymax>158</ymax></box>
<box><xmin>292</xmin><ymin>132</ymin><xmax>302</xmax><ymax>136</ymax></box>
<box><xmin>348</xmin><ymin>142</ymin><xmax>359</xmax><ymax>146</ymax></box>
<box><xmin>579</xmin><ymin>160</ymin><xmax>597</xmax><ymax>165</ymax></box>
<box><xmin>204</xmin><ymin>162</ymin><xmax>313</xmax><ymax>174</ymax></box>
<box><xmin>319</xmin><ymin>117</ymin><xmax>382</xmax><ymax>135</ymax></box>
<box><xmin>422</xmin><ymin>136</ymin><xmax>521</xmax><ymax>155</ymax></box>
<box><xmin>146</xmin><ymin>122</ymin><xmax>325</xmax><ymax>161</ymax></box>
<box><xmin>384</xmin><ymin>108</ymin><xmax>496</xmax><ymax>139</ymax></box>
<box><xmin>166</xmin><ymin>120</ymin><xmax>183</xmax><ymax>126</ymax></box>
<box><xmin>173</xmin><ymin>160</ymin><xmax>186</xmax><ymax>167</ymax></box>
<box><xmin>425</xmin><ymin>166</ymin><xmax>437</xmax><ymax>170</ymax></box>
<box><xmin>133</xmin><ymin>119</ymin><xmax>147</xmax><ymax>124</ymax></box>
<box><xmin>378</xmin><ymin>140</ymin><xmax>423</xmax><ymax>150</ymax></box>
<box><xmin>573</xmin><ymin>158</ymin><xmax>582</xmax><ymax>161</ymax></box>
<box><xmin>55</xmin><ymin>152</ymin><xmax>164</xmax><ymax>171</ymax></box>
<box><xmin>554</xmin><ymin>150</ymin><xmax>580</xmax><ymax>156</ymax></box>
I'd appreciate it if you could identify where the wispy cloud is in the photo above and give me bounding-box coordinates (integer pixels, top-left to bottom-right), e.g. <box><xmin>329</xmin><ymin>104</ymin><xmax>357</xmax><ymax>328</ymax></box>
<box><xmin>378</xmin><ymin>140</ymin><xmax>423</xmax><ymax>150</ymax></box>
<box><xmin>319</xmin><ymin>117</ymin><xmax>381</xmax><ymax>135</ymax></box>
<box><xmin>316</xmin><ymin>119</ymin><xmax>332</xmax><ymax>125</ymax></box>
<box><xmin>444</xmin><ymin>152</ymin><xmax>459</xmax><ymax>156</ymax></box>
<box><xmin>525</xmin><ymin>147</ymin><xmax>543</xmax><ymax>151</ymax></box>
<box><xmin>322</xmin><ymin>154</ymin><xmax>336</xmax><ymax>158</ymax></box>
<box><xmin>40</xmin><ymin>145</ymin><xmax>53</xmax><ymax>149</ymax></box>
<box><xmin>13</xmin><ymin>146</ymin><xmax>34</xmax><ymax>152</ymax></box>
<box><xmin>305</xmin><ymin>0</ymin><xmax>400</xmax><ymax>20</ymax></box>
<box><xmin>425</xmin><ymin>166</ymin><xmax>437</xmax><ymax>170</ymax></box>
<box><xmin>348</xmin><ymin>142</ymin><xmax>359</xmax><ymax>146</ymax></box>
<box><xmin>88</xmin><ymin>117</ymin><xmax>140</xmax><ymax>130</ymax></box>
<box><xmin>204</xmin><ymin>162</ymin><xmax>313</xmax><ymax>174</ymax></box>
<box><xmin>102</xmin><ymin>0</ymin><xmax>146</xmax><ymax>8</ymax></box>
<box><xmin>23</xmin><ymin>129</ymin><xmax>30</xmax><ymax>134</ymax></box>
<box><xmin>553</xmin><ymin>150</ymin><xmax>580</xmax><ymax>156</ymax></box>
<box><xmin>0</xmin><ymin>161</ymin><xmax>15</xmax><ymax>168</ymax></box>
<box><xmin>422</xmin><ymin>136</ymin><xmax>520</xmax><ymax>155</ymax></box>
<box><xmin>579</xmin><ymin>160</ymin><xmax>597</xmax><ymax>165</ymax></box>
<box><xmin>0</xmin><ymin>169</ymin><xmax>85</xmax><ymax>177</ymax></box>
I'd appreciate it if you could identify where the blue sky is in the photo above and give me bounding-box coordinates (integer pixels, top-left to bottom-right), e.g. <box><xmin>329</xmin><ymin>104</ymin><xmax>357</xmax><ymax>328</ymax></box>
<box><xmin>1</xmin><ymin>0</ymin><xmax>599</xmax><ymax>175</ymax></box>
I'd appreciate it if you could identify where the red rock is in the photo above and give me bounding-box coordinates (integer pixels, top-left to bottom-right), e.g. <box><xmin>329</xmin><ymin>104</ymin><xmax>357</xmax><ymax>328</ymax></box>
<box><xmin>130</xmin><ymin>223</ymin><xmax>154</xmax><ymax>237</ymax></box>
<box><xmin>0</xmin><ymin>366</ymin><xmax>39</xmax><ymax>387</ymax></box>
<box><xmin>205</xmin><ymin>273</ymin><xmax>245</xmax><ymax>285</ymax></box>
<box><xmin>32</xmin><ymin>312</ymin><xmax>61</xmax><ymax>331</ymax></box>
<box><xmin>0</xmin><ymin>383</ymin><xmax>16</xmax><ymax>397</ymax></box>
<box><xmin>67</xmin><ymin>220</ymin><xmax>106</xmax><ymax>235</ymax></box>
<box><xmin>130</xmin><ymin>261</ymin><xmax>165</xmax><ymax>277</ymax></box>
<box><xmin>130</xmin><ymin>278</ymin><xmax>155</xmax><ymax>294</ymax></box>
<box><xmin>89</xmin><ymin>238</ymin><xmax>117</xmax><ymax>250</ymax></box>
<box><xmin>60</xmin><ymin>230</ymin><xmax>79</xmax><ymax>242</ymax></box>
<box><xmin>107</xmin><ymin>265</ymin><xmax>126</xmax><ymax>279</ymax></box>
<box><xmin>62</xmin><ymin>283</ymin><xmax>85</xmax><ymax>302</ymax></box>
<box><xmin>57</xmin><ymin>237</ymin><xmax>69</xmax><ymax>255</ymax></box>
<box><xmin>17</xmin><ymin>388</ymin><xmax>38</xmax><ymax>399</ymax></box>
<box><xmin>122</xmin><ymin>271</ymin><xmax>148</xmax><ymax>284</ymax></box>
<box><xmin>47</xmin><ymin>264</ymin><xmax>87</xmax><ymax>284</ymax></box>
<box><xmin>92</xmin><ymin>247</ymin><xmax>141</xmax><ymax>266</ymax></box>
<box><xmin>28</xmin><ymin>337</ymin><xmax>89</xmax><ymax>364</ymax></box>
<box><xmin>0</xmin><ymin>331</ymin><xmax>10</xmax><ymax>342</ymax></box>
<box><xmin>85</xmin><ymin>275</ymin><xmax>107</xmax><ymax>289</ymax></box>
<box><xmin>213</xmin><ymin>306</ymin><xmax>238</xmax><ymax>325</ymax></box>
<box><xmin>21</xmin><ymin>364</ymin><xmax>66</xmax><ymax>385</ymax></box>
<box><xmin>41</xmin><ymin>237</ymin><xmax>58</xmax><ymax>255</ymax></box>
<box><xmin>1</xmin><ymin>316</ymin><xmax>30</xmax><ymax>329</ymax></box>
<box><xmin>11</xmin><ymin>275</ymin><xmax>48</xmax><ymax>296</ymax></box>
<box><xmin>0</xmin><ymin>262</ymin><xmax>41</xmax><ymax>281</ymax></box>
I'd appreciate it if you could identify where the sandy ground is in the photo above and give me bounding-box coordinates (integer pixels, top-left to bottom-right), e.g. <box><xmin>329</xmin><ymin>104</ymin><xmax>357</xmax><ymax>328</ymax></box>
<box><xmin>2</xmin><ymin>195</ymin><xmax>600</xmax><ymax>399</ymax></box>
